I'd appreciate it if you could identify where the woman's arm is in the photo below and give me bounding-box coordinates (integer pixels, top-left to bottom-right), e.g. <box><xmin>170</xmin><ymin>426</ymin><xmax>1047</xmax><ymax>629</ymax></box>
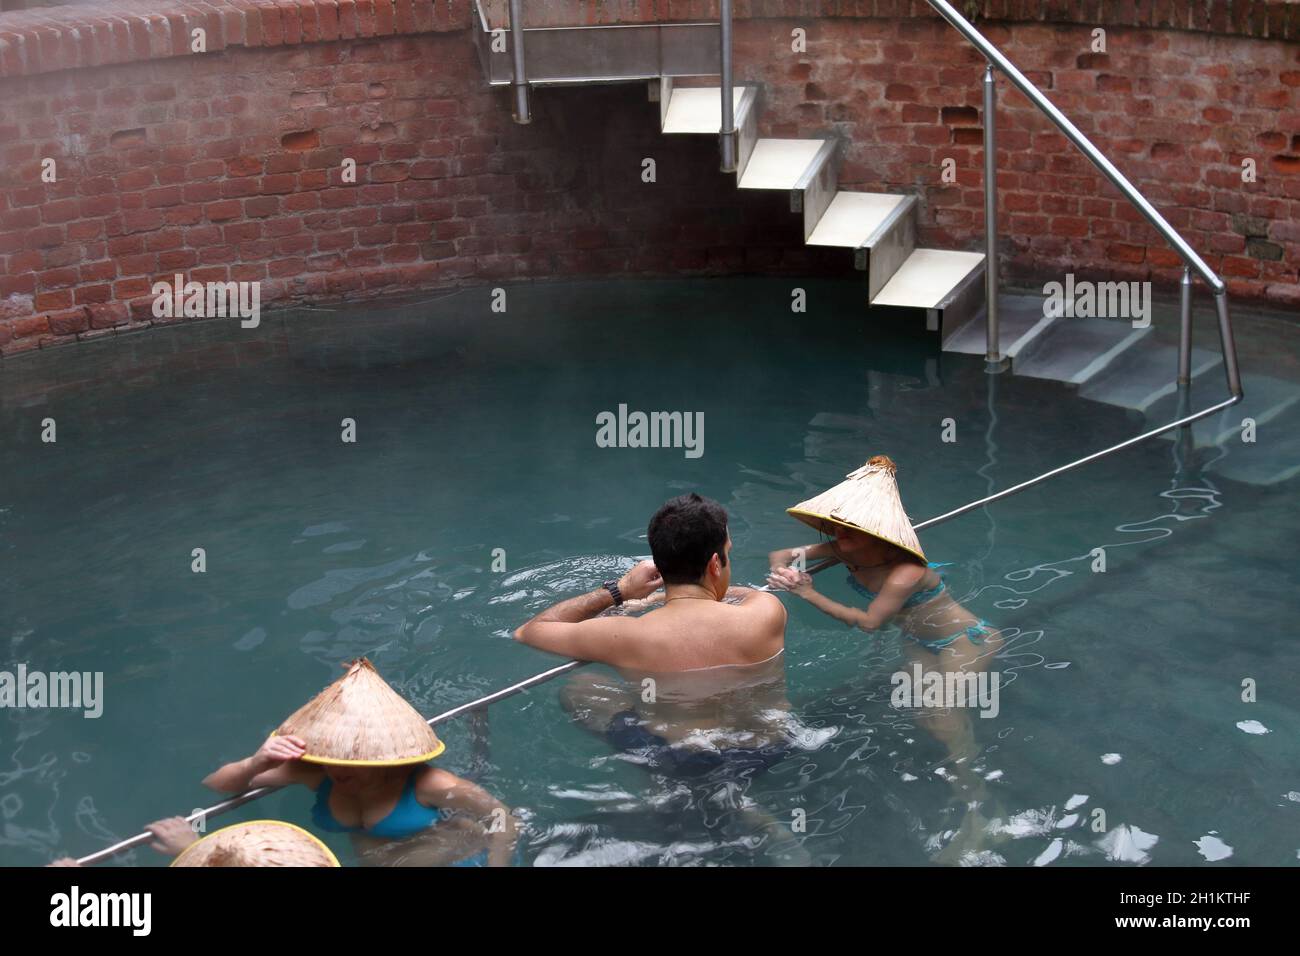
<box><xmin>768</xmin><ymin>542</ymin><xmax>836</xmax><ymax>569</ymax></box>
<box><xmin>145</xmin><ymin>817</ymin><xmax>200</xmax><ymax>858</ymax></box>
<box><xmin>420</xmin><ymin>768</ymin><xmax>518</xmax><ymax>867</ymax></box>
<box><xmin>202</xmin><ymin>734</ymin><xmax>319</xmax><ymax>792</ymax></box>
<box><xmin>766</xmin><ymin>566</ymin><xmax>919</xmax><ymax>633</ymax></box>
<box><xmin>621</xmin><ymin>588</ymin><xmax>665</xmax><ymax>612</ymax></box>
<box><xmin>801</xmin><ymin>588</ymin><xmax>900</xmax><ymax>631</ymax></box>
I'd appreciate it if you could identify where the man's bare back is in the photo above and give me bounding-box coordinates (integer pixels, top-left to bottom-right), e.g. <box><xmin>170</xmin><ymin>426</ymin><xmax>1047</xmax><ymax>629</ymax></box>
<box><xmin>513</xmin><ymin>495</ymin><xmax>791</xmax><ymax>758</ymax></box>
<box><xmin>512</xmin><ymin>557</ymin><xmax>785</xmax><ymax>673</ymax></box>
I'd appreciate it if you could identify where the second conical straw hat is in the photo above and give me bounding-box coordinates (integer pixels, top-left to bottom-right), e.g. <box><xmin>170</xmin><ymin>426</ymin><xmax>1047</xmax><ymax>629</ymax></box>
<box><xmin>276</xmin><ymin>658</ymin><xmax>445</xmax><ymax>767</ymax></box>
<box><xmin>171</xmin><ymin>820</ymin><xmax>340</xmax><ymax>868</ymax></box>
<box><xmin>786</xmin><ymin>455</ymin><xmax>926</xmax><ymax>562</ymax></box>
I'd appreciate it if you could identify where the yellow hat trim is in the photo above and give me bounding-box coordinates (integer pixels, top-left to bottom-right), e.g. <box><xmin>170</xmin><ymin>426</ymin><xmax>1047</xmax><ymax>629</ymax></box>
<box><xmin>170</xmin><ymin>820</ymin><xmax>341</xmax><ymax>868</ymax></box>
<box><xmin>785</xmin><ymin>507</ymin><xmax>927</xmax><ymax>564</ymax></box>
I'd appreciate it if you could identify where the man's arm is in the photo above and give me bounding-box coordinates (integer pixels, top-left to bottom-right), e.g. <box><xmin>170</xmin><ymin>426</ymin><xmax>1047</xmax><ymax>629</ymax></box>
<box><xmin>513</xmin><ymin>560</ymin><xmax>662</xmax><ymax>665</ymax></box>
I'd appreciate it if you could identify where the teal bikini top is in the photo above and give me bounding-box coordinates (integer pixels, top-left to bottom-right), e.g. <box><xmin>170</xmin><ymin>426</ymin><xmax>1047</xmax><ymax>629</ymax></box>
<box><xmin>311</xmin><ymin>766</ymin><xmax>444</xmax><ymax>839</ymax></box>
<box><xmin>847</xmin><ymin>562</ymin><xmax>950</xmax><ymax>609</ymax></box>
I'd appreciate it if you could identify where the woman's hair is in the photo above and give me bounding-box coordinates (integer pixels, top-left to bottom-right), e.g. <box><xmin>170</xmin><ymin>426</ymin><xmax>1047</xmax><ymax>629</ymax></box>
<box><xmin>821</xmin><ymin>526</ymin><xmax>924</xmax><ymax>566</ymax></box>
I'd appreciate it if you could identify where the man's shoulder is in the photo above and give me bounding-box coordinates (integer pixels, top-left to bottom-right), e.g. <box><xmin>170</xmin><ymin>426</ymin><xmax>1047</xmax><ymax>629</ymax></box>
<box><xmin>724</xmin><ymin>589</ymin><xmax>787</xmax><ymax>645</ymax></box>
<box><xmin>729</xmin><ymin>587</ymin><xmax>786</xmax><ymax>617</ymax></box>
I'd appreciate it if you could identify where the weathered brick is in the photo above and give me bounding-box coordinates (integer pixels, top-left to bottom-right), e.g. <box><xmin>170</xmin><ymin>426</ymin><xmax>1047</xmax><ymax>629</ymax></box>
<box><xmin>3</xmin><ymin>1</ymin><xmax>1297</xmax><ymax>347</ymax></box>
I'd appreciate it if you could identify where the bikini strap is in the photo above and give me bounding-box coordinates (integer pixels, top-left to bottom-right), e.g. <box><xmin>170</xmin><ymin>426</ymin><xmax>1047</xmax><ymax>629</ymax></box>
<box><xmin>404</xmin><ymin>766</ymin><xmax>426</xmax><ymax>795</ymax></box>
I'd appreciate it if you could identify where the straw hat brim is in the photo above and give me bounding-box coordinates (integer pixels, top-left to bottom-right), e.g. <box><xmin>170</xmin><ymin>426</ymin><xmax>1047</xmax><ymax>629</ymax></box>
<box><xmin>274</xmin><ymin>732</ymin><xmax>446</xmax><ymax>767</ymax></box>
<box><xmin>786</xmin><ymin>506</ymin><xmax>927</xmax><ymax>564</ymax></box>
<box><xmin>170</xmin><ymin>820</ymin><xmax>341</xmax><ymax>868</ymax></box>
<box><xmin>275</xmin><ymin>658</ymin><xmax>445</xmax><ymax>765</ymax></box>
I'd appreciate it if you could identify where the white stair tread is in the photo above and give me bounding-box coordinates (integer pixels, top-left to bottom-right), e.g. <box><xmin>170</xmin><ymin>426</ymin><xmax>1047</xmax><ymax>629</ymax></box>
<box><xmin>943</xmin><ymin>296</ymin><xmax>1053</xmax><ymax>357</ymax></box>
<box><xmin>871</xmin><ymin>249</ymin><xmax>985</xmax><ymax>309</ymax></box>
<box><xmin>806</xmin><ymin>192</ymin><xmax>907</xmax><ymax>248</ymax></box>
<box><xmin>738</xmin><ymin>138</ymin><xmax>825</xmax><ymax>190</ymax></box>
<box><xmin>662</xmin><ymin>86</ymin><xmax>747</xmax><ymax>134</ymax></box>
<box><xmin>1014</xmin><ymin>319</ymin><xmax>1153</xmax><ymax>385</ymax></box>
<box><xmin>1079</xmin><ymin>344</ymin><xmax>1222</xmax><ymax>412</ymax></box>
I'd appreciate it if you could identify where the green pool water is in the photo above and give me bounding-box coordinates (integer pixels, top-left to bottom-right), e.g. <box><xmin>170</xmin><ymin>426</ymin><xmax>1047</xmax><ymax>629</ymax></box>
<box><xmin>1</xmin><ymin>276</ymin><xmax>1297</xmax><ymax>866</ymax></box>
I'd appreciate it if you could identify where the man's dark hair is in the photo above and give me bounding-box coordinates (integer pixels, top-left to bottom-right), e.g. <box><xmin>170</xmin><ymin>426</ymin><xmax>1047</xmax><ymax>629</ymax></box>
<box><xmin>647</xmin><ymin>493</ymin><xmax>729</xmax><ymax>585</ymax></box>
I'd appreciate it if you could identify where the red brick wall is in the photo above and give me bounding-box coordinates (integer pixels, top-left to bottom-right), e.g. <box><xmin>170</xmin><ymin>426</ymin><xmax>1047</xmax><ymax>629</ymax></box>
<box><xmin>1</xmin><ymin>1</ymin><xmax>1297</xmax><ymax>355</ymax></box>
<box><xmin>739</xmin><ymin>15</ymin><xmax>1299</xmax><ymax>303</ymax></box>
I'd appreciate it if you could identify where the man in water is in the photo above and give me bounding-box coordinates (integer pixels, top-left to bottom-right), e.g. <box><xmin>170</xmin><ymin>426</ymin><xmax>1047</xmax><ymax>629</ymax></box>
<box><xmin>514</xmin><ymin>493</ymin><xmax>803</xmax><ymax>782</ymax></box>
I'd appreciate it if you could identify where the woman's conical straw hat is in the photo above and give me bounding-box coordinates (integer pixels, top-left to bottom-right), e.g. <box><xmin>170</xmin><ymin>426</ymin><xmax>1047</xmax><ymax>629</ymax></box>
<box><xmin>787</xmin><ymin>455</ymin><xmax>926</xmax><ymax>562</ymax></box>
<box><xmin>171</xmin><ymin>821</ymin><xmax>340</xmax><ymax>868</ymax></box>
<box><xmin>275</xmin><ymin>658</ymin><xmax>445</xmax><ymax>767</ymax></box>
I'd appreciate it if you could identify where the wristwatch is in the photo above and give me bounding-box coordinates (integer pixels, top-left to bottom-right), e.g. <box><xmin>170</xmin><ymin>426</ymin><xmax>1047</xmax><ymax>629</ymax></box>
<box><xmin>602</xmin><ymin>580</ymin><xmax>624</xmax><ymax>606</ymax></box>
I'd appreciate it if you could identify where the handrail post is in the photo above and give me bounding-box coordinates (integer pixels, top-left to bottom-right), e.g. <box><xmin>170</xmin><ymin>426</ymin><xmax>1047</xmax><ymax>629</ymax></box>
<box><xmin>719</xmin><ymin>0</ymin><xmax>737</xmax><ymax>173</ymax></box>
<box><xmin>1214</xmin><ymin>290</ymin><xmax>1242</xmax><ymax>398</ymax></box>
<box><xmin>983</xmin><ymin>64</ymin><xmax>1006</xmax><ymax>373</ymax></box>
<box><xmin>509</xmin><ymin>0</ymin><xmax>531</xmax><ymax>124</ymax></box>
<box><xmin>1175</xmin><ymin>375</ymin><xmax>1195</xmax><ymax>470</ymax></box>
<box><xmin>1178</xmin><ymin>266</ymin><xmax>1192</xmax><ymax>386</ymax></box>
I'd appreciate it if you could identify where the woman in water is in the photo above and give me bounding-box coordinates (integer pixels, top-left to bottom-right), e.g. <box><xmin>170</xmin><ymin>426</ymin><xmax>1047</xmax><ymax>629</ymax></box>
<box><xmin>765</xmin><ymin>456</ymin><xmax>1002</xmax><ymax>860</ymax></box>
<box><xmin>204</xmin><ymin>658</ymin><xmax>518</xmax><ymax>867</ymax></box>
<box><xmin>49</xmin><ymin>816</ymin><xmax>340</xmax><ymax>867</ymax></box>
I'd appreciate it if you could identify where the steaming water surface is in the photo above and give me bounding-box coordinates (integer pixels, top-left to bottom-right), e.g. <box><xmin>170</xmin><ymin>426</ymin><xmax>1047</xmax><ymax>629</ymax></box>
<box><xmin>1</xmin><ymin>277</ymin><xmax>1297</xmax><ymax>866</ymax></box>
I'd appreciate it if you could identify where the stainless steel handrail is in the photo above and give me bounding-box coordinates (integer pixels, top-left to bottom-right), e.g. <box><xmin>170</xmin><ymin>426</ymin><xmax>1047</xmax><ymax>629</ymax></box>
<box><xmin>982</xmin><ymin>63</ymin><xmax>1003</xmax><ymax>370</ymax></box>
<box><xmin>927</xmin><ymin>0</ymin><xmax>1222</xmax><ymax>293</ymax></box>
<box><xmin>719</xmin><ymin>0</ymin><xmax>737</xmax><ymax>172</ymax></box>
<box><xmin>925</xmin><ymin>0</ymin><xmax>1242</xmax><ymax>400</ymax></box>
<box><xmin>508</xmin><ymin>0</ymin><xmax>530</xmax><ymax>122</ymax></box>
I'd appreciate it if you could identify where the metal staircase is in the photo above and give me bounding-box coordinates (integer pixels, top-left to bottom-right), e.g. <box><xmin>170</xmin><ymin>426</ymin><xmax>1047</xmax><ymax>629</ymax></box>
<box><xmin>472</xmin><ymin>0</ymin><xmax>988</xmax><ymax>335</ymax></box>
<box><xmin>472</xmin><ymin>0</ymin><xmax>1248</xmax><ymax>507</ymax></box>
<box><xmin>659</xmin><ymin>76</ymin><xmax>987</xmax><ymax>332</ymax></box>
<box><xmin>945</xmin><ymin>294</ymin><xmax>1294</xmax><ymax>487</ymax></box>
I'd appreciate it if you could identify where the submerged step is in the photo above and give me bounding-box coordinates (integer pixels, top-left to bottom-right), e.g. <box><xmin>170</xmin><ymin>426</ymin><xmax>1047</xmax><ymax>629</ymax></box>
<box><xmin>1013</xmin><ymin>318</ymin><xmax>1153</xmax><ymax>386</ymax></box>
<box><xmin>1205</xmin><ymin>406</ymin><xmax>1300</xmax><ymax>486</ymax></box>
<box><xmin>738</xmin><ymin>138</ymin><xmax>826</xmax><ymax>190</ymax></box>
<box><xmin>662</xmin><ymin>86</ymin><xmax>748</xmax><ymax>134</ymax></box>
<box><xmin>1151</xmin><ymin>372</ymin><xmax>1300</xmax><ymax>446</ymax></box>
<box><xmin>1079</xmin><ymin>343</ymin><xmax>1222</xmax><ymax>412</ymax></box>
<box><xmin>807</xmin><ymin>192</ymin><xmax>907</xmax><ymax>248</ymax></box>
<box><xmin>942</xmin><ymin>295</ymin><xmax>1053</xmax><ymax>358</ymax></box>
<box><xmin>871</xmin><ymin>248</ymin><xmax>984</xmax><ymax>310</ymax></box>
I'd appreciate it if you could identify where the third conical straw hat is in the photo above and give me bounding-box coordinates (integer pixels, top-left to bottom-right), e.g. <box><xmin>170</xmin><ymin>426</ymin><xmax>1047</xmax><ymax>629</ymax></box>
<box><xmin>276</xmin><ymin>658</ymin><xmax>444</xmax><ymax>766</ymax></box>
<box><xmin>786</xmin><ymin>455</ymin><xmax>926</xmax><ymax>562</ymax></box>
<box><xmin>171</xmin><ymin>820</ymin><xmax>340</xmax><ymax>868</ymax></box>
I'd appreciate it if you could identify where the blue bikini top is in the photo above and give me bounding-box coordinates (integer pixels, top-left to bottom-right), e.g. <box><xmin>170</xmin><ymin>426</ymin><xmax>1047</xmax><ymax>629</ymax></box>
<box><xmin>847</xmin><ymin>562</ymin><xmax>950</xmax><ymax>609</ymax></box>
<box><xmin>311</xmin><ymin>766</ymin><xmax>444</xmax><ymax>839</ymax></box>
